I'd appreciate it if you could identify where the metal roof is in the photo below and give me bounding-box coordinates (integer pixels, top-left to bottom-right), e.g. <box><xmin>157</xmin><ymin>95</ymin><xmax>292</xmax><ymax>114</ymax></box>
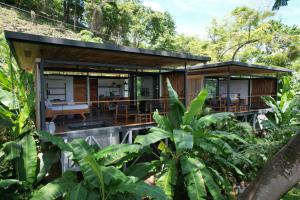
<box><xmin>5</xmin><ymin>31</ymin><xmax>211</xmax><ymax>71</ymax></box>
<box><xmin>188</xmin><ymin>61</ymin><xmax>293</xmax><ymax>75</ymax></box>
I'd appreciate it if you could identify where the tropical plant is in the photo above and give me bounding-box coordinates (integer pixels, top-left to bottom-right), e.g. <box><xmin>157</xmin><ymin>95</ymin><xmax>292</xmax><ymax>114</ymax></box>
<box><xmin>32</xmin><ymin>131</ymin><xmax>166</xmax><ymax>200</ymax></box>
<box><xmin>0</xmin><ymin>34</ymin><xmax>60</xmax><ymax>198</ymax></box>
<box><xmin>94</xmin><ymin>80</ymin><xmax>251</xmax><ymax>200</ymax></box>
<box><xmin>261</xmin><ymin>76</ymin><xmax>300</xmax><ymax>129</ymax></box>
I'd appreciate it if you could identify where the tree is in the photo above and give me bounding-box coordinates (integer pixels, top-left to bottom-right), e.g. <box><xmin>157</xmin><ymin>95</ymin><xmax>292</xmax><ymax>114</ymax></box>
<box><xmin>207</xmin><ymin>7</ymin><xmax>274</xmax><ymax>61</ymax></box>
<box><xmin>273</xmin><ymin>0</ymin><xmax>290</xmax><ymax>10</ymax></box>
<box><xmin>240</xmin><ymin>130</ymin><xmax>300</xmax><ymax>200</ymax></box>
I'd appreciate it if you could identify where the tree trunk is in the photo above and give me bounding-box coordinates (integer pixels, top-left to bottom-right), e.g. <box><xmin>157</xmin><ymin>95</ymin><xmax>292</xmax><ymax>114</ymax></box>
<box><xmin>63</xmin><ymin>0</ymin><xmax>70</xmax><ymax>23</ymax></box>
<box><xmin>240</xmin><ymin>131</ymin><xmax>300</xmax><ymax>200</ymax></box>
<box><xmin>231</xmin><ymin>39</ymin><xmax>259</xmax><ymax>61</ymax></box>
<box><xmin>73</xmin><ymin>1</ymin><xmax>77</xmax><ymax>31</ymax></box>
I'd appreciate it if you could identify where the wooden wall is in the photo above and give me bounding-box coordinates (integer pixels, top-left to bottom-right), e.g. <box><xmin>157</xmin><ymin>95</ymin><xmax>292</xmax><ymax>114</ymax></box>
<box><xmin>161</xmin><ymin>72</ymin><xmax>185</xmax><ymax>99</ymax></box>
<box><xmin>74</xmin><ymin>77</ymin><xmax>87</xmax><ymax>103</ymax></box>
<box><xmin>251</xmin><ymin>78</ymin><xmax>277</xmax><ymax>108</ymax></box>
<box><xmin>187</xmin><ymin>75</ymin><xmax>204</xmax><ymax>105</ymax></box>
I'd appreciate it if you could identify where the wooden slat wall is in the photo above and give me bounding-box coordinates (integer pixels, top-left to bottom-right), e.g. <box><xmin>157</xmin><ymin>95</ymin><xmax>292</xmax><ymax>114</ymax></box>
<box><xmin>74</xmin><ymin>77</ymin><xmax>87</xmax><ymax>103</ymax></box>
<box><xmin>251</xmin><ymin>78</ymin><xmax>277</xmax><ymax>108</ymax></box>
<box><xmin>161</xmin><ymin>72</ymin><xmax>185</xmax><ymax>99</ymax></box>
<box><xmin>187</xmin><ymin>75</ymin><xmax>204</xmax><ymax>105</ymax></box>
<box><xmin>89</xmin><ymin>78</ymin><xmax>98</xmax><ymax>107</ymax></box>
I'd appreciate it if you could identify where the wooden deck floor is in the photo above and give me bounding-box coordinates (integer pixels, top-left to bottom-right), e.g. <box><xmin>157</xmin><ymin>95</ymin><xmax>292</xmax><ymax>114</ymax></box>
<box><xmin>53</xmin><ymin>109</ymin><xmax>154</xmax><ymax>133</ymax></box>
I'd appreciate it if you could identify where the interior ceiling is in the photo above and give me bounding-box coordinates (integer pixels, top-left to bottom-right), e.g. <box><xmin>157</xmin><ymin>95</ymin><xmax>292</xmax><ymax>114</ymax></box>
<box><xmin>12</xmin><ymin>41</ymin><xmax>204</xmax><ymax>71</ymax></box>
<box><xmin>188</xmin><ymin>65</ymin><xmax>287</xmax><ymax>75</ymax></box>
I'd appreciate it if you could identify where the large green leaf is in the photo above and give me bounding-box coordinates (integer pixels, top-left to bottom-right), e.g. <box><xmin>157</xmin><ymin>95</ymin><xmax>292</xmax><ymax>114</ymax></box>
<box><xmin>182</xmin><ymin>89</ymin><xmax>208</xmax><ymax>125</ymax></box>
<box><xmin>195</xmin><ymin>112</ymin><xmax>234</xmax><ymax>130</ymax></box>
<box><xmin>125</xmin><ymin>161</ymin><xmax>159</xmax><ymax>179</ymax></box>
<box><xmin>153</xmin><ymin>110</ymin><xmax>172</xmax><ymax>132</ymax></box>
<box><xmin>70</xmin><ymin>139</ymin><xmax>98</xmax><ymax>188</ymax></box>
<box><xmin>2</xmin><ymin>141</ymin><xmax>21</xmax><ymax>161</ymax></box>
<box><xmin>84</xmin><ymin>155</ymin><xmax>105</xmax><ymax>200</ymax></box>
<box><xmin>209</xmin><ymin>131</ymin><xmax>248</xmax><ymax>144</ymax></box>
<box><xmin>15</xmin><ymin>133</ymin><xmax>37</xmax><ymax>184</ymax></box>
<box><xmin>261</xmin><ymin>96</ymin><xmax>282</xmax><ymax>123</ymax></box>
<box><xmin>213</xmin><ymin>156</ymin><xmax>244</xmax><ymax>176</ymax></box>
<box><xmin>67</xmin><ymin>183</ymin><xmax>89</xmax><ymax>200</ymax></box>
<box><xmin>166</xmin><ymin>79</ymin><xmax>185</xmax><ymax>128</ymax></box>
<box><xmin>156</xmin><ymin>159</ymin><xmax>177</xmax><ymax>200</ymax></box>
<box><xmin>102</xmin><ymin>165</ymin><xmax>166</xmax><ymax>199</ymax></box>
<box><xmin>0</xmin><ymin>179</ymin><xmax>22</xmax><ymax>189</ymax></box>
<box><xmin>135</xmin><ymin>127</ymin><xmax>172</xmax><ymax>146</ymax></box>
<box><xmin>0</xmin><ymin>105</ymin><xmax>13</xmax><ymax>128</ymax></box>
<box><xmin>0</xmin><ymin>88</ymin><xmax>14</xmax><ymax>109</ymax></box>
<box><xmin>31</xmin><ymin>171</ymin><xmax>77</xmax><ymax>200</ymax></box>
<box><xmin>18</xmin><ymin>104</ymin><xmax>30</xmax><ymax>131</ymax></box>
<box><xmin>37</xmin><ymin>131</ymin><xmax>73</xmax><ymax>153</ymax></box>
<box><xmin>102</xmin><ymin>165</ymin><xmax>131</xmax><ymax>187</ymax></box>
<box><xmin>173</xmin><ymin>129</ymin><xmax>193</xmax><ymax>151</ymax></box>
<box><xmin>199</xmin><ymin>162</ymin><xmax>224</xmax><ymax>200</ymax></box>
<box><xmin>119</xmin><ymin>181</ymin><xmax>167</xmax><ymax>200</ymax></box>
<box><xmin>94</xmin><ymin>144</ymin><xmax>147</xmax><ymax>166</ymax></box>
<box><xmin>181</xmin><ymin>157</ymin><xmax>207</xmax><ymax>200</ymax></box>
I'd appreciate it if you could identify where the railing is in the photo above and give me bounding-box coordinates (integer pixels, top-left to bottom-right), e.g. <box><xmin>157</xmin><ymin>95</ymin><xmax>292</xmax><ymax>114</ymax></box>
<box><xmin>44</xmin><ymin>94</ymin><xmax>276</xmax><ymax>133</ymax></box>
<box><xmin>205</xmin><ymin>94</ymin><xmax>276</xmax><ymax>112</ymax></box>
<box><xmin>44</xmin><ymin>98</ymin><xmax>177</xmax><ymax>133</ymax></box>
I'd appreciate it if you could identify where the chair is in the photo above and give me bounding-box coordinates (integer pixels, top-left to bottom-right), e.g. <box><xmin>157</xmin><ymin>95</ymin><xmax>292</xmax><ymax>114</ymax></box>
<box><xmin>115</xmin><ymin>100</ymin><xmax>138</xmax><ymax>124</ymax></box>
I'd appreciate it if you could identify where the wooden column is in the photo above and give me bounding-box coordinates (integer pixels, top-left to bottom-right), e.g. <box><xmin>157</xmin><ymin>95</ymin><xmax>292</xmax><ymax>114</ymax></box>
<box><xmin>226</xmin><ymin>67</ymin><xmax>231</xmax><ymax>112</ymax></box>
<box><xmin>275</xmin><ymin>73</ymin><xmax>279</xmax><ymax>101</ymax></box>
<box><xmin>39</xmin><ymin>59</ymin><xmax>46</xmax><ymax>131</ymax></box>
<box><xmin>184</xmin><ymin>62</ymin><xmax>188</xmax><ymax>106</ymax></box>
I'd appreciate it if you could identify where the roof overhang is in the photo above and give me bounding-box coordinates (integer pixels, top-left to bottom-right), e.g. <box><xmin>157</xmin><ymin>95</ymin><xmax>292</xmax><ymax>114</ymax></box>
<box><xmin>5</xmin><ymin>31</ymin><xmax>211</xmax><ymax>71</ymax></box>
<box><xmin>188</xmin><ymin>61</ymin><xmax>293</xmax><ymax>76</ymax></box>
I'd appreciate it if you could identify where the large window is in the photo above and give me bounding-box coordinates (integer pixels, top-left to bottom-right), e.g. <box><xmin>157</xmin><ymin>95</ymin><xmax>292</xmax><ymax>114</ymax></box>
<box><xmin>205</xmin><ymin>78</ymin><xmax>218</xmax><ymax>98</ymax></box>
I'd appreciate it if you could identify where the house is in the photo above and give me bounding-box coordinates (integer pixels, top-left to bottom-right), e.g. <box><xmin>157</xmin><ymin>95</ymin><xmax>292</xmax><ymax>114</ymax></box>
<box><xmin>5</xmin><ymin>31</ymin><xmax>292</xmax><ymax>140</ymax></box>
<box><xmin>187</xmin><ymin>61</ymin><xmax>292</xmax><ymax>125</ymax></box>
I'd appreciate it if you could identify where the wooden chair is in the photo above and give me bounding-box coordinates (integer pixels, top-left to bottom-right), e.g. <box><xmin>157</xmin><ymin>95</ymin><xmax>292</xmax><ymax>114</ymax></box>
<box><xmin>115</xmin><ymin>100</ymin><xmax>138</xmax><ymax>124</ymax></box>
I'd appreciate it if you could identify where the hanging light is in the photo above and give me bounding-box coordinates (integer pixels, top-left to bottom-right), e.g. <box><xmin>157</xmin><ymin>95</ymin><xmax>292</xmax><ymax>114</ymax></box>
<box><xmin>112</xmin><ymin>81</ymin><xmax>116</xmax><ymax>85</ymax></box>
<box><xmin>124</xmin><ymin>80</ymin><xmax>127</xmax><ymax>85</ymax></box>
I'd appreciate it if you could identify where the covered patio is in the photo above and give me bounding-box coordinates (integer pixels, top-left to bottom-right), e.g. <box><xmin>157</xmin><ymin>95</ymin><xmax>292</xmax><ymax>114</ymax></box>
<box><xmin>5</xmin><ymin>30</ymin><xmax>211</xmax><ymax>134</ymax></box>
<box><xmin>188</xmin><ymin>61</ymin><xmax>293</xmax><ymax>113</ymax></box>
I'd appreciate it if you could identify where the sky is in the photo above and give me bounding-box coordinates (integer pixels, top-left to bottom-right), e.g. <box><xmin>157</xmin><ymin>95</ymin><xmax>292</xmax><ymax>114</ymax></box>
<box><xmin>142</xmin><ymin>0</ymin><xmax>300</xmax><ymax>38</ymax></box>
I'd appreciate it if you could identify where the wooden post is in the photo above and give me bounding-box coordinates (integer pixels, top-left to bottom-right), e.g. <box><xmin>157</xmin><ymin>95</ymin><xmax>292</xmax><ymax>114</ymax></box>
<box><xmin>39</xmin><ymin>59</ymin><xmax>46</xmax><ymax>131</ymax></box>
<box><xmin>275</xmin><ymin>73</ymin><xmax>279</xmax><ymax>101</ymax></box>
<box><xmin>226</xmin><ymin>67</ymin><xmax>231</xmax><ymax>112</ymax></box>
<box><xmin>249</xmin><ymin>76</ymin><xmax>252</xmax><ymax>110</ymax></box>
<box><xmin>184</xmin><ymin>62</ymin><xmax>188</xmax><ymax>106</ymax></box>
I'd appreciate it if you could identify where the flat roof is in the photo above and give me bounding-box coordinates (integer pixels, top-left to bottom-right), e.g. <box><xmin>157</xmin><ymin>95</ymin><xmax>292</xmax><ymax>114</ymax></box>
<box><xmin>5</xmin><ymin>31</ymin><xmax>211</xmax><ymax>71</ymax></box>
<box><xmin>188</xmin><ymin>61</ymin><xmax>293</xmax><ymax>75</ymax></box>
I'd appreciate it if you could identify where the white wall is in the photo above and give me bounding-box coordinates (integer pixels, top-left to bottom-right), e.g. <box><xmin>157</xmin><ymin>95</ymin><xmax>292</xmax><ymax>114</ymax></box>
<box><xmin>45</xmin><ymin>75</ymin><xmax>74</xmax><ymax>102</ymax></box>
<box><xmin>219</xmin><ymin>80</ymin><xmax>249</xmax><ymax>102</ymax></box>
<box><xmin>98</xmin><ymin>78</ymin><xmax>126</xmax><ymax>97</ymax></box>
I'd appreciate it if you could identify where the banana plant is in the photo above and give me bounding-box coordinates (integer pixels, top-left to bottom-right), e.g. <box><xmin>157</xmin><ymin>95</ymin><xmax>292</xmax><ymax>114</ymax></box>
<box><xmin>0</xmin><ymin>34</ymin><xmax>59</xmax><ymax>198</ymax></box>
<box><xmin>32</xmin><ymin>131</ymin><xmax>167</xmax><ymax>200</ymax></box>
<box><xmin>94</xmin><ymin>79</ymin><xmax>250</xmax><ymax>200</ymax></box>
<box><xmin>261</xmin><ymin>76</ymin><xmax>300</xmax><ymax>129</ymax></box>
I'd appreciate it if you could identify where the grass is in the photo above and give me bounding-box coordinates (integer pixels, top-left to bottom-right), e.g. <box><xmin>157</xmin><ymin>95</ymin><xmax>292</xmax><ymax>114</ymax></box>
<box><xmin>0</xmin><ymin>5</ymin><xmax>81</xmax><ymax>40</ymax></box>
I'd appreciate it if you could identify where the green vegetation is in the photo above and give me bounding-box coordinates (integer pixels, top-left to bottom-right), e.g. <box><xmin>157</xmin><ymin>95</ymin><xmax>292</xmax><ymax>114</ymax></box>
<box><xmin>0</xmin><ymin>1</ymin><xmax>299</xmax><ymax>70</ymax></box>
<box><xmin>0</xmin><ymin>0</ymin><xmax>300</xmax><ymax>199</ymax></box>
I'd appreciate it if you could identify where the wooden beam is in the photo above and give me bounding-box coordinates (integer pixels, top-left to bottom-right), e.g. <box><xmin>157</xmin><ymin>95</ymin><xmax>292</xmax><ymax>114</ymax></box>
<box><xmin>39</xmin><ymin>59</ymin><xmax>46</xmax><ymax>131</ymax></box>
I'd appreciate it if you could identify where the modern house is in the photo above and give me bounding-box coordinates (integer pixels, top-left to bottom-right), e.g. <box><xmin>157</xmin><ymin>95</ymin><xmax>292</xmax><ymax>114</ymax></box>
<box><xmin>5</xmin><ymin>31</ymin><xmax>292</xmax><ymax>143</ymax></box>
